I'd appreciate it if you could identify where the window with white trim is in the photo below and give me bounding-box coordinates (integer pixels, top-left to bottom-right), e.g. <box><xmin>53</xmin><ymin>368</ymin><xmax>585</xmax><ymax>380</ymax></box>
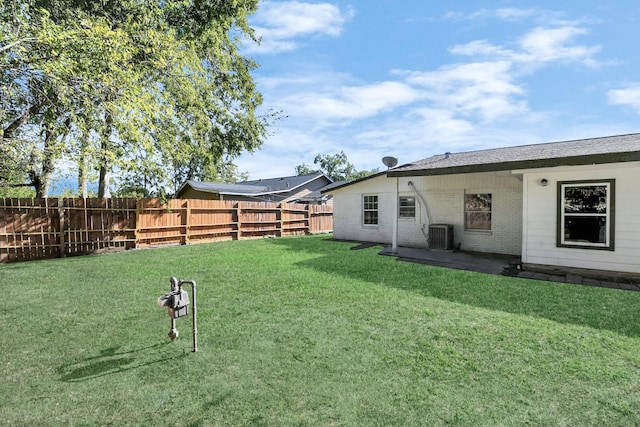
<box><xmin>464</xmin><ymin>193</ymin><xmax>492</xmax><ymax>230</ymax></box>
<box><xmin>363</xmin><ymin>195</ymin><xmax>378</xmax><ymax>225</ymax></box>
<box><xmin>558</xmin><ymin>180</ymin><xmax>614</xmax><ymax>250</ymax></box>
<box><xmin>399</xmin><ymin>196</ymin><xmax>416</xmax><ymax>218</ymax></box>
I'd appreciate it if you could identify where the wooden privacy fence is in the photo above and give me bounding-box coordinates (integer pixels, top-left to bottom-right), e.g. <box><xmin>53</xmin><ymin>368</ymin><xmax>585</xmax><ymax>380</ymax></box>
<box><xmin>0</xmin><ymin>198</ymin><xmax>333</xmax><ymax>263</ymax></box>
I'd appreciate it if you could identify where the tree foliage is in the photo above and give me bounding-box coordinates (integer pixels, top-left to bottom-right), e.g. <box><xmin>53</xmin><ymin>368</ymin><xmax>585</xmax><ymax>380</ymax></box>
<box><xmin>1</xmin><ymin>0</ymin><xmax>272</xmax><ymax>197</ymax></box>
<box><xmin>295</xmin><ymin>151</ymin><xmax>379</xmax><ymax>181</ymax></box>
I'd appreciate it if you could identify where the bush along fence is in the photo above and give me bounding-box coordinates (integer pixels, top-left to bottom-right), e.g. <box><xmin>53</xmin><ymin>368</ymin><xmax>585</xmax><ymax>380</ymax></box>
<box><xmin>0</xmin><ymin>198</ymin><xmax>333</xmax><ymax>263</ymax></box>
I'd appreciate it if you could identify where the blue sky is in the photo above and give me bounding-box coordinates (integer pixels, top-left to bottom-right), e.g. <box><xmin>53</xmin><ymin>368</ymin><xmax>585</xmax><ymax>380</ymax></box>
<box><xmin>234</xmin><ymin>0</ymin><xmax>640</xmax><ymax>179</ymax></box>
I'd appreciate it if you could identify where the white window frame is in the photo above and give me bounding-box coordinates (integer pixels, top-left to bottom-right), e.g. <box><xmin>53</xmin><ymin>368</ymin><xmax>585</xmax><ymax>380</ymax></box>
<box><xmin>464</xmin><ymin>192</ymin><xmax>492</xmax><ymax>231</ymax></box>
<box><xmin>558</xmin><ymin>179</ymin><xmax>615</xmax><ymax>250</ymax></box>
<box><xmin>362</xmin><ymin>194</ymin><xmax>378</xmax><ymax>226</ymax></box>
<box><xmin>399</xmin><ymin>196</ymin><xmax>416</xmax><ymax>219</ymax></box>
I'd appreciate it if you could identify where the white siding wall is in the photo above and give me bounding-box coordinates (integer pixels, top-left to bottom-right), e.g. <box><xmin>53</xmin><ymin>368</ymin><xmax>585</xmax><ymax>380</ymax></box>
<box><xmin>521</xmin><ymin>161</ymin><xmax>640</xmax><ymax>274</ymax></box>
<box><xmin>331</xmin><ymin>172</ymin><xmax>523</xmax><ymax>255</ymax></box>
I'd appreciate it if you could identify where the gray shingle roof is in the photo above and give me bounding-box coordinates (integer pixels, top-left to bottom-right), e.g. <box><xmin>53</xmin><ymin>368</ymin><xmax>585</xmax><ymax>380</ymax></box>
<box><xmin>388</xmin><ymin>133</ymin><xmax>640</xmax><ymax>177</ymax></box>
<box><xmin>178</xmin><ymin>173</ymin><xmax>332</xmax><ymax>197</ymax></box>
<box><xmin>185</xmin><ymin>181</ymin><xmax>270</xmax><ymax>195</ymax></box>
<box><xmin>239</xmin><ymin>173</ymin><xmax>330</xmax><ymax>193</ymax></box>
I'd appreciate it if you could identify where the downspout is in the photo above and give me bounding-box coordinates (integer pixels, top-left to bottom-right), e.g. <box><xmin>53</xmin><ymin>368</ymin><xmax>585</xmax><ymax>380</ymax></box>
<box><xmin>391</xmin><ymin>177</ymin><xmax>399</xmax><ymax>254</ymax></box>
<box><xmin>408</xmin><ymin>181</ymin><xmax>432</xmax><ymax>243</ymax></box>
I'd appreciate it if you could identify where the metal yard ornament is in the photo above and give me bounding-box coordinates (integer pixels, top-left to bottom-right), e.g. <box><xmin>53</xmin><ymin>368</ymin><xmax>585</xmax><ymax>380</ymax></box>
<box><xmin>158</xmin><ymin>277</ymin><xmax>198</xmax><ymax>352</ymax></box>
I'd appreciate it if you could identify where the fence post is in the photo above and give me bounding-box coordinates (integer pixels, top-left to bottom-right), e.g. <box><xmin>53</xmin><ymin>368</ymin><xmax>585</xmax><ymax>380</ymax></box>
<box><xmin>57</xmin><ymin>198</ymin><xmax>66</xmax><ymax>258</ymax></box>
<box><xmin>236</xmin><ymin>202</ymin><xmax>242</xmax><ymax>240</ymax></box>
<box><xmin>134</xmin><ymin>198</ymin><xmax>141</xmax><ymax>249</ymax></box>
<box><xmin>185</xmin><ymin>199</ymin><xmax>191</xmax><ymax>245</ymax></box>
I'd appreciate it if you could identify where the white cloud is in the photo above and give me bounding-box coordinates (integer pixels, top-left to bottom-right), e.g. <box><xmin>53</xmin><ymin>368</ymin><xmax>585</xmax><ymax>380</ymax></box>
<box><xmin>445</xmin><ymin>7</ymin><xmax>563</xmax><ymax>24</ymax></box>
<box><xmin>451</xmin><ymin>25</ymin><xmax>600</xmax><ymax>68</ymax></box>
<box><xmin>607</xmin><ymin>84</ymin><xmax>640</xmax><ymax>112</ymax></box>
<box><xmin>351</xmin><ymin>108</ymin><xmax>476</xmax><ymax>163</ymax></box>
<box><xmin>445</xmin><ymin>6</ymin><xmax>601</xmax><ymax>67</ymax></box>
<box><xmin>446</xmin><ymin>8</ymin><xmax>539</xmax><ymax>22</ymax></box>
<box><xmin>234</xmin><ymin>127</ymin><xmax>330</xmax><ymax>178</ymax></box>
<box><xmin>518</xmin><ymin>26</ymin><xmax>600</xmax><ymax>66</ymax></box>
<box><xmin>278</xmin><ymin>81</ymin><xmax>424</xmax><ymax>121</ymax></box>
<box><xmin>247</xmin><ymin>1</ymin><xmax>353</xmax><ymax>54</ymax></box>
<box><xmin>411</xmin><ymin>108</ymin><xmax>475</xmax><ymax>137</ymax></box>
<box><xmin>257</xmin><ymin>68</ymin><xmax>356</xmax><ymax>93</ymax></box>
<box><xmin>495</xmin><ymin>8</ymin><xmax>537</xmax><ymax>21</ymax></box>
<box><xmin>399</xmin><ymin>61</ymin><xmax>526</xmax><ymax>121</ymax></box>
<box><xmin>449</xmin><ymin>40</ymin><xmax>514</xmax><ymax>58</ymax></box>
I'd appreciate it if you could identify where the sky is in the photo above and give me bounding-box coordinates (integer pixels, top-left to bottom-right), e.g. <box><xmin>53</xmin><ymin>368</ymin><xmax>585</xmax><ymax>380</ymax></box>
<box><xmin>233</xmin><ymin>0</ymin><xmax>640</xmax><ymax>179</ymax></box>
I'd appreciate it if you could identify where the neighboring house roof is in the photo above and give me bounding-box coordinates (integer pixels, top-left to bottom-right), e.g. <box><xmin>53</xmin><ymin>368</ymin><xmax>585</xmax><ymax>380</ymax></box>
<box><xmin>239</xmin><ymin>173</ymin><xmax>332</xmax><ymax>193</ymax></box>
<box><xmin>182</xmin><ymin>181</ymin><xmax>269</xmax><ymax>195</ymax></box>
<box><xmin>389</xmin><ymin>133</ymin><xmax>640</xmax><ymax>177</ymax></box>
<box><xmin>176</xmin><ymin>173</ymin><xmax>333</xmax><ymax>199</ymax></box>
<box><xmin>296</xmin><ymin>181</ymin><xmax>349</xmax><ymax>203</ymax></box>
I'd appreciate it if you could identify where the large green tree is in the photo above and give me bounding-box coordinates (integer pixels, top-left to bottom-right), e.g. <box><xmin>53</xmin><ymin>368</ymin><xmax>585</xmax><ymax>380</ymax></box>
<box><xmin>295</xmin><ymin>151</ymin><xmax>379</xmax><ymax>181</ymax></box>
<box><xmin>1</xmin><ymin>0</ymin><xmax>271</xmax><ymax>198</ymax></box>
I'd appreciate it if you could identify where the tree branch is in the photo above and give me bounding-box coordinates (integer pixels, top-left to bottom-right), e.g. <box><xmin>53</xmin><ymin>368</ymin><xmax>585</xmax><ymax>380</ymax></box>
<box><xmin>3</xmin><ymin>102</ymin><xmax>43</xmax><ymax>139</ymax></box>
<box><xmin>0</xmin><ymin>181</ymin><xmax>34</xmax><ymax>188</ymax></box>
<box><xmin>0</xmin><ymin>37</ymin><xmax>37</xmax><ymax>54</ymax></box>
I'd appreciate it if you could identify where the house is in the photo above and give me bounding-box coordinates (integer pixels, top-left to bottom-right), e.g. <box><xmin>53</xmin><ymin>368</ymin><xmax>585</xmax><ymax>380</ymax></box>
<box><xmin>324</xmin><ymin>133</ymin><xmax>640</xmax><ymax>275</ymax></box>
<box><xmin>176</xmin><ymin>173</ymin><xmax>335</xmax><ymax>204</ymax></box>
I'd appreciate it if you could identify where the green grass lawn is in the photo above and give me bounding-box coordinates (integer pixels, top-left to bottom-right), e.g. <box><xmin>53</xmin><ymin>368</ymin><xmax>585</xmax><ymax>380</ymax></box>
<box><xmin>2</xmin><ymin>235</ymin><xmax>640</xmax><ymax>426</ymax></box>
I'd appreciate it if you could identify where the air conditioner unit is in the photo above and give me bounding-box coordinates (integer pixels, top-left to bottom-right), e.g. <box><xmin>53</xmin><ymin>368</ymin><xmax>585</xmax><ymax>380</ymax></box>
<box><xmin>428</xmin><ymin>224</ymin><xmax>454</xmax><ymax>250</ymax></box>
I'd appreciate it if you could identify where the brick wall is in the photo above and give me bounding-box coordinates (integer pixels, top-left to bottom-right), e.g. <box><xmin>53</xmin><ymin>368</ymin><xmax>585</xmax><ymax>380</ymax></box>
<box><xmin>330</xmin><ymin>172</ymin><xmax>523</xmax><ymax>255</ymax></box>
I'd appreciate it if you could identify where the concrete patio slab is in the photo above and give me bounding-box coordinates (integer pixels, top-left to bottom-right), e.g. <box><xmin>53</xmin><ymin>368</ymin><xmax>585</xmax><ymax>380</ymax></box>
<box><xmin>378</xmin><ymin>246</ymin><xmax>516</xmax><ymax>276</ymax></box>
<box><xmin>373</xmin><ymin>244</ymin><xmax>640</xmax><ymax>292</ymax></box>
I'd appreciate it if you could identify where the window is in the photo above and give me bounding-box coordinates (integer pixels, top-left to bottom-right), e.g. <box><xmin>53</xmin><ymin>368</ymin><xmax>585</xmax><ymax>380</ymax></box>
<box><xmin>464</xmin><ymin>193</ymin><xmax>492</xmax><ymax>230</ymax></box>
<box><xmin>363</xmin><ymin>195</ymin><xmax>378</xmax><ymax>225</ymax></box>
<box><xmin>558</xmin><ymin>180</ymin><xmax>614</xmax><ymax>250</ymax></box>
<box><xmin>399</xmin><ymin>196</ymin><xmax>416</xmax><ymax>218</ymax></box>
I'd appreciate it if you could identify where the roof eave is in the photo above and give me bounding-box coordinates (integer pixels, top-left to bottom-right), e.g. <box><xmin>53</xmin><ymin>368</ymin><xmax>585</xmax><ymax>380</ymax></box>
<box><xmin>285</xmin><ymin>173</ymin><xmax>333</xmax><ymax>193</ymax></box>
<box><xmin>321</xmin><ymin>170</ymin><xmax>388</xmax><ymax>193</ymax></box>
<box><xmin>241</xmin><ymin>173</ymin><xmax>332</xmax><ymax>193</ymax></box>
<box><xmin>176</xmin><ymin>180</ymin><xmax>197</xmax><ymax>196</ymax></box>
<box><xmin>388</xmin><ymin>152</ymin><xmax>640</xmax><ymax>177</ymax></box>
<box><xmin>219</xmin><ymin>189</ymin><xmax>288</xmax><ymax>197</ymax></box>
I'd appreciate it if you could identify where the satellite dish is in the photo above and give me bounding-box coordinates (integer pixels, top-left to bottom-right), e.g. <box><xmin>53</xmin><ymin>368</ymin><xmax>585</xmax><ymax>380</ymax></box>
<box><xmin>382</xmin><ymin>156</ymin><xmax>398</xmax><ymax>169</ymax></box>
